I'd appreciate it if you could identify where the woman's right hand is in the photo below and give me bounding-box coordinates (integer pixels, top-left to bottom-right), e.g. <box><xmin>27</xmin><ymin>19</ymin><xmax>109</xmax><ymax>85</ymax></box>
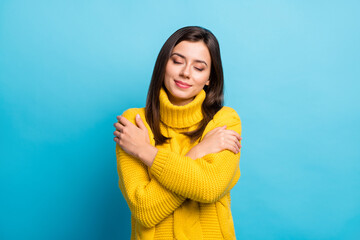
<box><xmin>186</xmin><ymin>126</ymin><xmax>242</xmax><ymax>159</ymax></box>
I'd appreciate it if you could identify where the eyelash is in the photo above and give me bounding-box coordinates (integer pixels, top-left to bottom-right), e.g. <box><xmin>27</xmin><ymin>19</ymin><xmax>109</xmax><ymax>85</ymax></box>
<box><xmin>173</xmin><ymin>60</ymin><xmax>204</xmax><ymax>71</ymax></box>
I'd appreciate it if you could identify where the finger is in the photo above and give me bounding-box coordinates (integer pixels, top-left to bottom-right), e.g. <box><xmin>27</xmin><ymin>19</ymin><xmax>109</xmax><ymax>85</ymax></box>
<box><xmin>230</xmin><ymin>135</ymin><xmax>241</xmax><ymax>149</ymax></box>
<box><xmin>226</xmin><ymin>139</ymin><xmax>240</xmax><ymax>153</ymax></box>
<box><xmin>225</xmin><ymin>142</ymin><xmax>238</xmax><ymax>154</ymax></box>
<box><xmin>113</xmin><ymin>130</ymin><xmax>121</xmax><ymax>138</ymax></box>
<box><xmin>113</xmin><ymin>137</ymin><xmax>119</xmax><ymax>143</ymax></box>
<box><xmin>135</xmin><ymin>114</ymin><xmax>147</xmax><ymax>131</ymax></box>
<box><xmin>233</xmin><ymin>145</ymin><xmax>240</xmax><ymax>154</ymax></box>
<box><xmin>225</xmin><ymin>130</ymin><xmax>241</xmax><ymax>140</ymax></box>
<box><xmin>113</xmin><ymin>122</ymin><xmax>124</xmax><ymax>132</ymax></box>
<box><xmin>117</xmin><ymin>115</ymin><xmax>132</xmax><ymax>127</ymax></box>
<box><xmin>236</xmin><ymin>141</ymin><xmax>241</xmax><ymax>149</ymax></box>
<box><xmin>116</xmin><ymin>115</ymin><xmax>123</xmax><ymax>123</ymax></box>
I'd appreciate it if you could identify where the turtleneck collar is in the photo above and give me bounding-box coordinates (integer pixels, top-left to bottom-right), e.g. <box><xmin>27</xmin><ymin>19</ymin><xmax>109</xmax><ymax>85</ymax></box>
<box><xmin>159</xmin><ymin>87</ymin><xmax>206</xmax><ymax>128</ymax></box>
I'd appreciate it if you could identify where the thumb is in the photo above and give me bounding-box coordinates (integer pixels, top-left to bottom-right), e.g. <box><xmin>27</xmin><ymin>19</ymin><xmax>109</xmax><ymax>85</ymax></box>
<box><xmin>135</xmin><ymin>114</ymin><xmax>147</xmax><ymax>131</ymax></box>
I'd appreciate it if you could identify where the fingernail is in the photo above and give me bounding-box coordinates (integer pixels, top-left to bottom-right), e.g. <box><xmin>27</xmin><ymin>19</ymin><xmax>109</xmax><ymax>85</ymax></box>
<box><xmin>136</xmin><ymin>114</ymin><xmax>140</xmax><ymax>118</ymax></box>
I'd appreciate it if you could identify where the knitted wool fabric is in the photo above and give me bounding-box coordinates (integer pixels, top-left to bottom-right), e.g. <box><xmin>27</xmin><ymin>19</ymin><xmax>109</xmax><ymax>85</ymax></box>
<box><xmin>116</xmin><ymin>87</ymin><xmax>241</xmax><ymax>240</ymax></box>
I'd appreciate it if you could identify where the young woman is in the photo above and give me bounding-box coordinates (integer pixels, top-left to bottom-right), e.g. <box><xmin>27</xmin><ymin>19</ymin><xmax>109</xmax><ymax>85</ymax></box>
<box><xmin>113</xmin><ymin>26</ymin><xmax>242</xmax><ymax>240</ymax></box>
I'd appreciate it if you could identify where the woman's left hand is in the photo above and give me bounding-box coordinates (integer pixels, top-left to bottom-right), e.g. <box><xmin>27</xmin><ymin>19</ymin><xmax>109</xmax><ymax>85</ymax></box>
<box><xmin>113</xmin><ymin>114</ymin><xmax>158</xmax><ymax>167</ymax></box>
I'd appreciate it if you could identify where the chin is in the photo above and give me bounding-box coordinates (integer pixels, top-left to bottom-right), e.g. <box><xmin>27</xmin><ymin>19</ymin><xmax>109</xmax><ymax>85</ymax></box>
<box><xmin>171</xmin><ymin>90</ymin><xmax>192</xmax><ymax>99</ymax></box>
<box><xmin>168</xmin><ymin>89</ymin><xmax>194</xmax><ymax>103</ymax></box>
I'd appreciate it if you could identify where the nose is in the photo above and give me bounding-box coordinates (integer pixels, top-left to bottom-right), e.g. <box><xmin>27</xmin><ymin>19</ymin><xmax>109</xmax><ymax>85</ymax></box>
<box><xmin>180</xmin><ymin>64</ymin><xmax>191</xmax><ymax>78</ymax></box>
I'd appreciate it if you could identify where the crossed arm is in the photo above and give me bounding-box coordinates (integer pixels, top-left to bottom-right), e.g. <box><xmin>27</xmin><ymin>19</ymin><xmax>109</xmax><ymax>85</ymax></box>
<box><xmin>114</xmin><ymin>108</ymin><xmax>242</xmax><ymax>227</ymax></box>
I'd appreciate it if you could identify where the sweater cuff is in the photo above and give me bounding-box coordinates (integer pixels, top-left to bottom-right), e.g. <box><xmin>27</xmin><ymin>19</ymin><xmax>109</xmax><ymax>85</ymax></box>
<box><xmin>150</xmin><ymin>149</ymin><xmax>169</xmax><ymax>180</ymax></box>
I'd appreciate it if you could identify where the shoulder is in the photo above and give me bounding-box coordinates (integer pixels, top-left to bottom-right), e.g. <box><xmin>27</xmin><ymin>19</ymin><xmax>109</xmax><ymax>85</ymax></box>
<box><xmin>202</xmin><ymin>106</ymin><xmax>242</xmax><ymax>136</ymax></box>
<box><xmin>121</xmin><ymin>108</ymin><xmax>146</xmax><ymax>124</ymax></box>
<box><xmin>212</xmin><ymin>106</ymin><xmax>241</xmax><ymax>125</ymax></box>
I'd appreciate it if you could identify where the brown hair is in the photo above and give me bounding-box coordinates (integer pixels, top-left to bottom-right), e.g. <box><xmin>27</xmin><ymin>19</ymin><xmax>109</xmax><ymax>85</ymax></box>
<box><xmin>145</xmin><ymin>26</ymin><xmax>224</xmax><ymax>145</ymax></box>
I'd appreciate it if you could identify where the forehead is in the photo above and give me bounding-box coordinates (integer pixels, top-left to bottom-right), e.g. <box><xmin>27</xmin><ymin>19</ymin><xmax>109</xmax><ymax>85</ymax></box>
<box><xmin>171</xmin><ymin>41</ymin><xmax>211</xmax><ymax>62</ymax></box>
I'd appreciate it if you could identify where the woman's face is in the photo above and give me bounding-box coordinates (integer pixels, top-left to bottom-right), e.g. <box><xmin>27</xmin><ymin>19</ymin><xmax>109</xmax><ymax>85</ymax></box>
<box><xmin>164</xmin><ymin>40</ymin><xmax>211</xmax><ymax>106</ymax></box>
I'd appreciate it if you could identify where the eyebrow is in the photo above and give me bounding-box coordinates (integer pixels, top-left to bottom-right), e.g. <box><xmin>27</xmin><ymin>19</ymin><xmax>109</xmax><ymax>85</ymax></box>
<box><xmin>171</xmin><ymin>53</ymin><xmax>208</xmax><ymax>67</ymax></box>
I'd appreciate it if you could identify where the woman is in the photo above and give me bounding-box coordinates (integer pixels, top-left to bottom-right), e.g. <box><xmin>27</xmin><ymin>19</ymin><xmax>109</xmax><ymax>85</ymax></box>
<box><xmin>113</xmin><ymin>26</ymin><xmax>242</xmax><ymax>240</ymax></box>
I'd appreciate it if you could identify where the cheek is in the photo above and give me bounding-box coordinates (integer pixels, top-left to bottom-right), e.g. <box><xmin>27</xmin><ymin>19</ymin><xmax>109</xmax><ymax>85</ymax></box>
<box><xmin>193</xmin><ymin>72</ymin><xmax>210</xmax><ymax>85</ymax></box>
<box><xmin>165</xmin><ymin>63</ymin><xmax>176</xmax><ymax>77</ymax></box>
<box><xmin>164</xmin><ymin>66</ymin><xmax>171</xmax><ymax>82</ymax></box>
<box><xmin>164</xmin><ymin>65</ymin><xmax>174</xmax><ymax>86</ymax></box>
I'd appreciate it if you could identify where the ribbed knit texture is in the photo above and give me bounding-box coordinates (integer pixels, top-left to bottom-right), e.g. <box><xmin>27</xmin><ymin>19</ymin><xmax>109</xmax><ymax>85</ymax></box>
<box><xmin>159</xmin><ymin>87</ymin><xmax>205</xmax><ymax>128</ymax></box>
<box><xmin>116</xmin><ymin>87</ymin><xmax>242</xmax><ymax>239</ymax></box>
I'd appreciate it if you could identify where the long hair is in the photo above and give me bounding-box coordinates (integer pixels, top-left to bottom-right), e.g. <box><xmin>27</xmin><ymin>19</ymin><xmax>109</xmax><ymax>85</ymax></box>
<box><xmin>145</xmin><ymin>26</ymin><xmax>224</xmax><ymax>145</ymax></box>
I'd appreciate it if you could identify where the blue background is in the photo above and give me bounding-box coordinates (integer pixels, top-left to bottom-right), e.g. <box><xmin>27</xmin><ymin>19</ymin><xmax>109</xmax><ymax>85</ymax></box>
<box><xmin>1</xmin><ymin>0</ymin><xmax>359</xmax><ymax>239</ymax></box>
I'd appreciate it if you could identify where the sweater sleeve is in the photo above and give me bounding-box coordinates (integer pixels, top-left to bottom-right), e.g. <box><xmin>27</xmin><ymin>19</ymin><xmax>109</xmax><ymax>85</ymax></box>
<box><xmin>149</xmin><ymin>107</ymin><xmax>242</xmax><ymax>203</ymax></box>
<box><xmin>116</xmin><ymin>108</ymin><xmax>186</xmax><ymax>228</ymax></box>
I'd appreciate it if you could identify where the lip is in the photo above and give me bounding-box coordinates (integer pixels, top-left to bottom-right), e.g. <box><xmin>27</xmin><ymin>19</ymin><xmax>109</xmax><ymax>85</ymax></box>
<box><xmin>174</xmin><ymin>80</ymin><xmax>191</xmax><ymax>89</ymax></box>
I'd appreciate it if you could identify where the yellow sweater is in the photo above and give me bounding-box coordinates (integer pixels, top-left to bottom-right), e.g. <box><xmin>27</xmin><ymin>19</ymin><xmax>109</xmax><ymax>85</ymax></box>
<box><xmin>116</xmin><ymin>87</ymin><xmax>242</xmax><ymax>240</ymax></box>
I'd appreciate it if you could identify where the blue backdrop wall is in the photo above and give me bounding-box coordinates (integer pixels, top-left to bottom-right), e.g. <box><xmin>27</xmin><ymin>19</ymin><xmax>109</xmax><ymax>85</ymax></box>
<box><xmin>1</xmin><ymin>0</ymin><xmax>359</xmax><ymax>239</ymax></box>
